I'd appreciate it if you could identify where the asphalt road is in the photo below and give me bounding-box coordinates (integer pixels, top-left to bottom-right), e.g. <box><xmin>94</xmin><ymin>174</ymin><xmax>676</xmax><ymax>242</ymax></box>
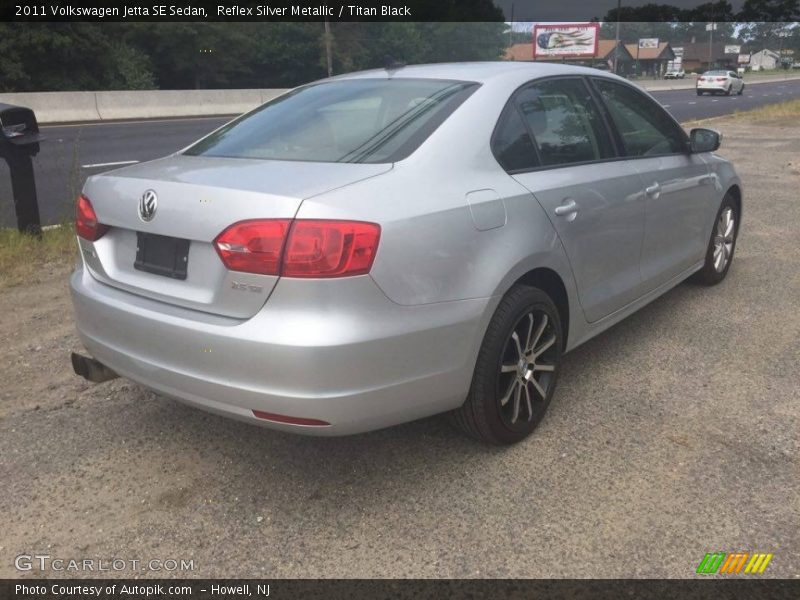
<box><xmin>1</xmin><ymin>78</ymin><xmax>799</xmax><ymax>228</ymax></box>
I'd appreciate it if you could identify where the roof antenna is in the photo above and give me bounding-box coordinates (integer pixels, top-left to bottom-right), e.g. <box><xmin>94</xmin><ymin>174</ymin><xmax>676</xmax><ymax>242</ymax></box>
<box><xmin>384</xmin><ymin>55</ymin><xmax>406</xmax><ymax>71</ymax></box>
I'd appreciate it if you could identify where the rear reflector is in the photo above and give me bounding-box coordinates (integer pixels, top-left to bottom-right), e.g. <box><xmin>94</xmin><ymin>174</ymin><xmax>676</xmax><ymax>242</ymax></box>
<box><xmin>75</xmin><ymin>194</ymin><xmax>109</xmax><ymax>242</ymax></box>
<box><xmin>252</xmin><ymin>409</ymin><xmax>330</xmax><ymax>427</ymax></box>
<box><xmin>214</xmin><ymin>219</ymin><xmax>380</xmax><ymax>278</ymax></box>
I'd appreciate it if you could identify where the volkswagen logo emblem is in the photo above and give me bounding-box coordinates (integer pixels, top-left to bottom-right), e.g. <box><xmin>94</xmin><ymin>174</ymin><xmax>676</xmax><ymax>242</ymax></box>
<box><xmin>138</xmin><ymin>190</ymin><xmax>158</xmax><ymax>222</ymax></box>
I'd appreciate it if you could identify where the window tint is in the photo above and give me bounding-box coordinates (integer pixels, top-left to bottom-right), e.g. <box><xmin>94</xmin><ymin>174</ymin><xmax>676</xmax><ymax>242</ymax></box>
<box><xmin>492</xmin><ymin>106</ymin><xmax>539</xmax><ymax>172</ymax></box>
<box><xmin>185</xmin><ymin>79</ymin><xmax>478</xmax><ymax>164</ymax></box>
<box><xmin>515</xmin><ymin>78</ymin><xmax>615</xmax><ymax>167</ymax></box>
<box><xmin>594</xmin><ymin>79</ymin><xmax>687</xmax><ymax>157</ymax></box>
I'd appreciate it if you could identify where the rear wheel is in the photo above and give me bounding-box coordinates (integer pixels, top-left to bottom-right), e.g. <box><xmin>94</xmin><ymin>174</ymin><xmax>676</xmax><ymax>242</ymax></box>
<box><xmin>450</xmin><ymin>285</ymin><xmax>563</xmax><ymax>445</ymax></box>
<box><xmin>738</xmin><ymin>84</ymin><xmax>745</xmax><ymax>95</ymax></box>
<box><xmin>690</xmin><ymin>193</ymin><xmax>739</xmax><ymax>286</ymax></box>
<box><xmin>697</xmin><ymin>89</ymin><xmax>703</xmax><ymax>96</ymax></box>
<box><xmin>725</xmin><ymin>85</ymin><xmax>732</xmax><ymax>96</ymax></box>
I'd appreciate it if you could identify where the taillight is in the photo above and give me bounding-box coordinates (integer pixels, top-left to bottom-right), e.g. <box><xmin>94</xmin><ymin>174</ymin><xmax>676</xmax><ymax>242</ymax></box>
<box><xmin>716</xmin><ymin>77</ymin><xmax>727</xmax><ymax>82</ymax></box>
<box><xmin>75</xmin><ymin>194</ymin><xmax>109</xmax><ymax>241</ymax></box>
<box><xmin>213</xmin><ymin>219</ymin><xmax>291</xmax><ymax>275</ymax></box>
<box><xmin>283</xmin><ymin>220</ymin><xmax>380</xmax><ymax>278</ymax></box>
<box><xmin>213</xmin><ymin>219</ymin><xmax>380</xmax><ymax>278</ymax></box>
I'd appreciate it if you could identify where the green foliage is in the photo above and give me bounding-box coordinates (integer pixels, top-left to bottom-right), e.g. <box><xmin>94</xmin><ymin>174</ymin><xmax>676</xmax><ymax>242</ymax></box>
<box><xmin>0</xmin><ymin>21</ymin><xmax>508</xmax><ymax>93</ymax></box>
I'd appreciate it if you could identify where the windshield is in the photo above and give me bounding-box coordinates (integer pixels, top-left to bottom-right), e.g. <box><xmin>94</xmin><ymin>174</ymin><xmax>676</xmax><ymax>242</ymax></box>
<box><xmin>184</xmin><ymin>78</ymin><xmax>479</xmax><ymax>164</ymax></box>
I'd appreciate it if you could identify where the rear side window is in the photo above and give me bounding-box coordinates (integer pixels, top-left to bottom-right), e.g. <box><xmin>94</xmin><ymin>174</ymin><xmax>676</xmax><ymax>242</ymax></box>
<box><xmin>184</xmin><ymin>78</ymin><xmax>478</xmax><ymax>164</ymax></box>
<box><xmin>593</xmin><ymin>79</ymin><xmax>687</xmax><ymax>157</ymax></box>
<box><xmin>492</xmin><ymin>106</ymin><xmax>539</xmax><ymax>172</ymax></box>
<box><xmin>516</xmin><ymin>78</ymin><xmax>615</xmax><ymax>167</ymax></box>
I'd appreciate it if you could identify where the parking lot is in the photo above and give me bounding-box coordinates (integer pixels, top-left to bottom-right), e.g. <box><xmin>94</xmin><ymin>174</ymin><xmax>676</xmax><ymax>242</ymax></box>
<box><xmin>1</xmin><ymin>113</ymin><xmax>798</xmax><ymax>578</ymax></box>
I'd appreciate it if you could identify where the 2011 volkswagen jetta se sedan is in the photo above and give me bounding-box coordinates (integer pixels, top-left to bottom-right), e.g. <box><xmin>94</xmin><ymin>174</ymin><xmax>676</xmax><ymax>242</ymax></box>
<box><xmin>70</xmin><ymin>63</ymin><xmax>742</xmax><ymax>444</ymax></box>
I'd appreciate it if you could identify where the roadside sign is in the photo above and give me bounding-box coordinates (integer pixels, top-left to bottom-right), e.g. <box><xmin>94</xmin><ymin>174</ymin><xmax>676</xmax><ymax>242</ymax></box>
<box><xmin>724</xmin><ymin>45</ymin><xmax>741</xmax><ymax>54</ymax></box>
<box><xmin>533</xmin><ymin>23</ymin><xmax>599</xmax><ymax>58</ymax></box>
<box><xmin>639</xmin><ymin>38</ymin><xmax>659</xmax><ymax>49</ymax></box>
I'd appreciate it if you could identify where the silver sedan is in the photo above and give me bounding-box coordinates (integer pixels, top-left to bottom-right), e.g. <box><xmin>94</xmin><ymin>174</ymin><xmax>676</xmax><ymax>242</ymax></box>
<box><xmin>70</xmin><ymin>62</ymin><xmax>742</xmax><ymax>444</ymax></box>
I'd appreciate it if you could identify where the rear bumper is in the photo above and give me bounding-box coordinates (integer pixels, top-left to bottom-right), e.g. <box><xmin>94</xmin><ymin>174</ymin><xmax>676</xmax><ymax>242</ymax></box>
<box><xmin>696</xmin><ymin>83</ymin><xmax>729</xmax><ymax>91</ymax></box>
<box><xmin>70</xmin><ymin>266</ymin><xmax>492</xmax><ymax>435</ymax></box>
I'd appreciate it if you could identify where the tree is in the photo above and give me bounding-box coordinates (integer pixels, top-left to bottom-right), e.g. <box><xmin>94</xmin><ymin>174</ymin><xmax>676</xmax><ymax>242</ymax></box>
<box><xmin>738</xmin><ymin>0</ymin><xmax>800</xmax><ymax>20</ymax></box>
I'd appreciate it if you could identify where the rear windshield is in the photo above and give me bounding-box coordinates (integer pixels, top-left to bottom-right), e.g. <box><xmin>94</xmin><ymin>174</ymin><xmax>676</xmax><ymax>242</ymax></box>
<box><xmin>184</xmin><ymin>78</ymin><xmax>479</xmax><ymax>164</ymax></box>
<box><xmin>704</xmin><ymin>71</ymin><xmax>729</xmax><ymax>76</ymax></box>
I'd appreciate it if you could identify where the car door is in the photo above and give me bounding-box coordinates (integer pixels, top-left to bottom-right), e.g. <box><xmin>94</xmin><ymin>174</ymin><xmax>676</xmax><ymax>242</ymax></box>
<box><xmin>591</xmin><ymin>78</ymin><xmax>713</xmax><ymax>291</ymax></box>
<box><xmin>494</xmin><ymin>77</ymin><xmax>647</xmax><ymax>323</ymax></box>
<box><xmin>730</xmin><ymin>71</ymin><xmax>744</xmax><ymax>92</ymax></box>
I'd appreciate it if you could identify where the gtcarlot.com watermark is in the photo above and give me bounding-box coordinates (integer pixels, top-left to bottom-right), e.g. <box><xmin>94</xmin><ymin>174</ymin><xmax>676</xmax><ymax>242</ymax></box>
<box><xmin>15</xmin><ymin>553</ymin><xmax>194</xmax><ymax>573</ymax></box>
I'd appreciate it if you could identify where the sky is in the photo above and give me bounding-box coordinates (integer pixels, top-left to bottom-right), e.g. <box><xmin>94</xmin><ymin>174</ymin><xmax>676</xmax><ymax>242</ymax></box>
<box><xmin>493</xmin><ymin>0</ymin><xmax>749</xmax><ymax>22</ymax></box>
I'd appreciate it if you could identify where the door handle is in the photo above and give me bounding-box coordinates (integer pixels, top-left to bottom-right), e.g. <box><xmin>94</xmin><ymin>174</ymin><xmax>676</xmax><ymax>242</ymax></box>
<box><xmin>554</xmin><ymin>199</ymin><xmax>578</xmax><ymax>217</ymax></box>
<box><xmin>645</xmin><ymin>183</ymin><xmax>661</xmax><ymax>197</ymax></box>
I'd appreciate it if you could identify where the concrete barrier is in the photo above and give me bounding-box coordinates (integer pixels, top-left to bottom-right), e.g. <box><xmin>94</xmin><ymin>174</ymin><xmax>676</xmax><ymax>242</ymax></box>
<box><xmin>0</xmin><ymin>91</ymin><xmax>101</xmax><ymax>123</ymax></box>
<box><xmin>1</xmin><ymin>73</ymin><xmax>797</xmax><ymax>123</ymax></box>
<box><xmin>0</xmin><ymin>89</ymin><xmax>290</xmax><ymax>124</ymax></box>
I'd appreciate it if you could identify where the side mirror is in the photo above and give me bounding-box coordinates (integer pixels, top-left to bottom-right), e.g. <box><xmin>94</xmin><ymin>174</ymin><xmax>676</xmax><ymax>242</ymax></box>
<box><xmin>690</xmin><ymin>128</ymin><xmax>721</xmax><ymax>153</ymax></box>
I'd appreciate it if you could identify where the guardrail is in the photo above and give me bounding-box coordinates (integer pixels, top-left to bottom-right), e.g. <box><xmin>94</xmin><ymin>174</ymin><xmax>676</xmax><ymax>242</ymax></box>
<box><xmin>0</xmin><ymin>89</ymin><xmax>289</xmax><ymax>124</ymax></box>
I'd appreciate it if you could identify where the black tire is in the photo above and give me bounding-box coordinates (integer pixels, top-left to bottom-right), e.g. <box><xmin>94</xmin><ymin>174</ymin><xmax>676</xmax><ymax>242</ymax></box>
<box><xmin>738</xmin><ymin>84</ymin><xmax>745</xmax><ymax>95</ymax></box>
<box><xmin>449</xmin><ymin>285</ymin><xmax>563</xmax><ymax>445</ymax></box>
<box><xmin>697</xmin><ymin>89</ymin><xmax>703</xmax><ymax>96</ymax></box>
<box><xmin>689</xmin><ymin>193</ymin><xmax>740</xmax><ymax>286</ymax></box>
<box><xmin>725</xmin><ymin>85</ymin><xmax>732</xmax><ymax>96</ymax></box>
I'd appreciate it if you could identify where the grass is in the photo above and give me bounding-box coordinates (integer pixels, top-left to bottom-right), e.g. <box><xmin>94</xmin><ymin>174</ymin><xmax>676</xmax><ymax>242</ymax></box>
<box><xmin>682</xmin><ymin>98</ymin><xmax>800</xmax><ymax>129</ymax></box>
<box><xmin>732</xmin><ymin>98</ymin><xmax>800</xmax><ymax>122</ymax></box>
<box><xmin>0</xmin><ymin>223</ymin><xmax>78</xmax><ymax>289</ymax></box>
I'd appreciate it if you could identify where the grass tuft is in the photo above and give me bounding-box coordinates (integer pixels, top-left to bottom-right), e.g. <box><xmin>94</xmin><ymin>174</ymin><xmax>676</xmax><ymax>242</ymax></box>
<box><xmin>0</xmin><ymin>224</ymin><xmax>78</xmax><ymax>289</ymax></box>
<box><xmin>731</xmin><ymin>98</ymin><xmax>800</xmax><ymax>122</ymax></box>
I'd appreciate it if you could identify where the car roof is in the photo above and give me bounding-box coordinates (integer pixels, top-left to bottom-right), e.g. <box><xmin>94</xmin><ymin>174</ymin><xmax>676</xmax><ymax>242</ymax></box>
<box><xmin>327</xmin><ymin>61</ymin><xmax>631</xmax><ymax>87</ymax></box>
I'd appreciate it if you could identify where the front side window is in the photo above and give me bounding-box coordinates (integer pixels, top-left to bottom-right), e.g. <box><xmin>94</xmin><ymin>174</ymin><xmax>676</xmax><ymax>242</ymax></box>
<box><xmin>593</xmin><ymin>79</ymin><xmax>687</xmax><ymax>157</ymax></box>
<box><xmin>185</xmin><ymin>78</ymin><xmax>478</xmax><ymax>164</ymax></box>
<box><xmin>515</xmin><ymin>78</ymin><xmax>615</xmax><ymax>167</ymax></box>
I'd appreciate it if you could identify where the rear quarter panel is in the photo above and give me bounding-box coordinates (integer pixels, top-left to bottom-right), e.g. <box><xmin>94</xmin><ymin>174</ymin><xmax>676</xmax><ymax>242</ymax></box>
<box><xmin>293</xmin><ymin>81</ymin><xmax>578</xmax><ymax>310</ymax></box>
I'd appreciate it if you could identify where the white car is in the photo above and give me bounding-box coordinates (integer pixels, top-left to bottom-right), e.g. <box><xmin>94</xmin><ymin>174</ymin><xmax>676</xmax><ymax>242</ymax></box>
<box><xmin>664</xmin><ymin>69</ymin><xmax>685</xmax><ymax>79</ymax></box>
<box><xmin>697</xmin><ymin>70</ymin><xmax>745</xmax><ymax>95</ymax></box>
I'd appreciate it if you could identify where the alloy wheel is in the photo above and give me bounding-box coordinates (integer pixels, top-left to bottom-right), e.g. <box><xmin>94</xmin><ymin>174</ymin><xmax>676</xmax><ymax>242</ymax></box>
<box><xmin>497</xmin><ymin>310</ymin><xmax>558</xmax><ymax>428</ymax></box>
<box><xmin>713</xmin><ymin>207</ymin><xmax>736</xmax><ymax>273</ymax></box>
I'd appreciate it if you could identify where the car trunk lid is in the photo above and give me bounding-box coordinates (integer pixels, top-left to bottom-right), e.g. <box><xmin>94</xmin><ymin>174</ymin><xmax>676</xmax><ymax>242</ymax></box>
<box><xmin>80</xmin><ymin>154</ymin><xmax>391</xmax><ymax>319</ymax></box>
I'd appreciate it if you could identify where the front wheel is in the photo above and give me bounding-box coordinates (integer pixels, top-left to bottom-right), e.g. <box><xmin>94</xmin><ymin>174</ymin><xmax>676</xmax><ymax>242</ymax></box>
<box><xmin>689</xmin><ymin>193</ymin><xmax>740</xmax><ymax>286</ymax></box>
<box><xmin>449</xmin><ymin>285</ymin><xmax>563</xmax><ymax>445</ymax></box>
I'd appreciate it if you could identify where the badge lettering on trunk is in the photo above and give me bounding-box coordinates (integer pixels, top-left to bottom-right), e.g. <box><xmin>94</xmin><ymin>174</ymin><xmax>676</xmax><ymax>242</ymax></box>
<box><xmin>231</xmin><ymin>282</ymin><xmax>263</xmax><ymax>293</ymax></box>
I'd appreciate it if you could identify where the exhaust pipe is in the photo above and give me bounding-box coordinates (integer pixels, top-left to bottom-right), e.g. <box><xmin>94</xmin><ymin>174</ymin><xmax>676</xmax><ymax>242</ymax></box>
<box><xmin>71</xmin><ymin>352</ymin><xmax>119</xmax><ymax>383</ymax></box>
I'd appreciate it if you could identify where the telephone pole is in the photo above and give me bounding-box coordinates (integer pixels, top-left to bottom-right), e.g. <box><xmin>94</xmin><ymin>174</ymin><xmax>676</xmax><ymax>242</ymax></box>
<box><xmin>614</xmin><ymin>0</ymin><xmax>622</xmax><ymax>74</ymax></box>
<box><xmin>324</xmin><ymin>19</ymin><xmax>333</xmax><ymax>77</ymax></box>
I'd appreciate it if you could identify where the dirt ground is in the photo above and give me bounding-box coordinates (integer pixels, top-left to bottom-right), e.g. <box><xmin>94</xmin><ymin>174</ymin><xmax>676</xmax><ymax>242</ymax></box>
<box><xmin>1</xmin><ymin>116</ymin><xmax>798</xmax><ymax>579</ymax></box>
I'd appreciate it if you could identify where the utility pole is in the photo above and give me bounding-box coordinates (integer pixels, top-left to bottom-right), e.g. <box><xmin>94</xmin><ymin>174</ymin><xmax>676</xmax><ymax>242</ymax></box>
<box><xmin>614</xmin><ymin>0</ymin><xmax>622</xmax><ymax>74</ymax></box>
<box><xmin>509</xmin><ymin>3</ymin><xmax>515</xmax><ymax>50</ymax></box>
<box><xmin>324</xmin><ymin>19</ymin><xmax>333</xmax><ymax>77</ymax></box>
<box><xmin>707</xmin><ymin>22</ymin><xmax>716</xmax><ymax>69</ymax></box>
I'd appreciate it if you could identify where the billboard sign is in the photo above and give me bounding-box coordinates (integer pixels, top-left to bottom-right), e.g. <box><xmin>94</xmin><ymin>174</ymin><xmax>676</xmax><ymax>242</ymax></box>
<box><xmin>672</xmin><ymin>46</ymin><xmax>684</xmax><ymax>57</ymax></box>
<box><xmin>738</xmin><ymin>53</ymin><xmax>751</xmax><ymax>64</ymax></box>
<box><xmin>639</xmin><ymin>38</ymin><xmax>659</xmax><ymax>49</ymax></box>
<box><xmin>533</xmin><ymin>23</ymin><xmax>599</xmax><ymax>58</ymax></box>
<box><xmin>725</xmin><ymin>45</ymin><xmax>742</xmax><ymax>54</ymax></box>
